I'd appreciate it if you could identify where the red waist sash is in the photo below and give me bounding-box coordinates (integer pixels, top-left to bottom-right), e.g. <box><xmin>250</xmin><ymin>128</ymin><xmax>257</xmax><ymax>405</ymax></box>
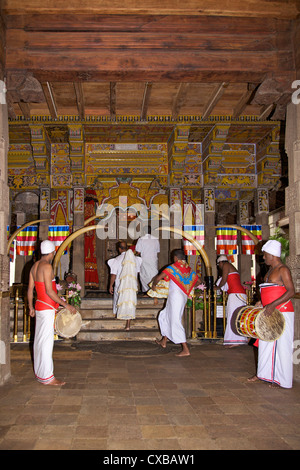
<box><xmin>260</xmin><ymin>283</ymin><xmax>294</xmax><ymax>312</ymax></box>
<box><xmin>227</xmin><ymin>272</ymin><xmax>246</xmax><ymax>295</ymax></box>
<box><xmin>35</xmin><ymin>280</ymin><xmax>59</xmax><ymax>311</ymax></box>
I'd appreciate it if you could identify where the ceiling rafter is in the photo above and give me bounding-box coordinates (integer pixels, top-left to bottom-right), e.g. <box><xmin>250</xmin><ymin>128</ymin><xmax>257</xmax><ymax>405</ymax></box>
<box><xmin>74</xmin><ymin>82</ymin><xmax>85</xmax><ymax>119</ymax></box>
<box><xmin>41</xmin><ymin>81</ymin><xmax>58</xmax><ymax>119</ymax></box>
<box><xmin>172</xmin><ymin>83</ymin><xmax>189</xmax><ymax>120</ymax></box>
<box><xmin>140</xmin><ymin>82</ymin><xmax>153</xmax><ymax>121</ymax></box>
<box><xmin>201</xmin><ymin>82</ymin><xmax>228</xmax><ymax>119</ymax></box>
<box><xmin>110</xmin><ymin>82</ymin><xmax>116</xmax><ymax>119</ymax></box>
<box><xmin>232</xmin><ymin>83</ymin><xmax>258</xmax><ymax>119</ymax></box>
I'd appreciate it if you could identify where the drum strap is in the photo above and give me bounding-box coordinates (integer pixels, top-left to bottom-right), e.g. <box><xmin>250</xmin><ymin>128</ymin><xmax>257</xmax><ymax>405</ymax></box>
<box><xmin>36</xmin><ymin>300</ymin><xmax>57</xmax><ymax>311</ymax></box>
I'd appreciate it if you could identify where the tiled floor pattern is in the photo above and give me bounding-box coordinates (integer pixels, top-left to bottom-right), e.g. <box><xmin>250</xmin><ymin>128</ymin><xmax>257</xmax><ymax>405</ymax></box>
<box><xmin>0</xmin><ymin>341</ymin><xmax>299</xmax><ymax>450</ymax></box>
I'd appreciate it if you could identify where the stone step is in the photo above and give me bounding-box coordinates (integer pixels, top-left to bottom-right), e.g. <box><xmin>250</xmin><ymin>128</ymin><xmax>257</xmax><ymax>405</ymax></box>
<box><xmin>77</xmin><ymin>328</ymin><xmax>160</xmax><ymax>342</ymax></box>
<box><xmin>81</xmin><ymin>316</ymin><xmax>158</xmax><ymax>330</ymax></box>
<box><xmin>9</xmin><ymin>296</ymin><xmax>164</xmax><ymax>342</ymax></box>
<box><xmin>80</xmin><ymin>308</ymin><xmax>160</xmax><ymax>320</ymax></box>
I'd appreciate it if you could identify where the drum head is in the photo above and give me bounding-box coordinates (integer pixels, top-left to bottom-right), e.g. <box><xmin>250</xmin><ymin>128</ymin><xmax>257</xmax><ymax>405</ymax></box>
<box><xmin>55</xmin><ymin>308</ymin><xmax>82</xmax><ymax>338</ymax></box>
<box><xmin>256</xmin><ymin>308</ymin><xmax>285</xmax><ymax>342</ymax></box>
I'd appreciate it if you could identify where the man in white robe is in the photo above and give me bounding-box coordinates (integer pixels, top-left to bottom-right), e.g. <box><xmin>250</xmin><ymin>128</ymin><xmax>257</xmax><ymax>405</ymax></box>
<box><xmin>108</xmin><ymin>242</ymin><xmax>142</xmax><ymax>325</ymax></box>
<box><xmin>135</xmin><ymin>228</ymin><xmax>160</xmax><ymax>292</ymax></box>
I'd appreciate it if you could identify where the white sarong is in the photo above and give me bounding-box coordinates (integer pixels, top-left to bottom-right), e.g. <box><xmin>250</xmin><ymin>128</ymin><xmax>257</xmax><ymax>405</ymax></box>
<box><xmin>216</xmin><ymin>277</ymin><xmax>248</xmax><ymax>345</ymax></box>
<box><xmin>223</xmin><ymin>293</ymin><xmax>248</xmax><ymax>345</ymax></box>
<box><xmin>33</xmin><ymin>309</ymin><xmax>55</xmax><ymax>384</ymax></box>
<box><xmin>158</xmin><ymin>280</ymin><xmax>187</xmax><ymax>344</ymax></box>
<box><xmin>257</xmin><ymin>310</ymin><xmax>294</xmax><ymax>388</ymax></box>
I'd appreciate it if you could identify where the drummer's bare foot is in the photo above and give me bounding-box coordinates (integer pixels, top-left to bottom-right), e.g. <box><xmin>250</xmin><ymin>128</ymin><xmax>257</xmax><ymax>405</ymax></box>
<box><xmin>269</xmin><ymin>383</ymin><xmax>280</xmax><ymax>389</ymax></box>
<box><xmin>46</xmin><ymin>378</ymin><xmax>66</xmax><ymax>386</ymax></box>
<box><xmin>155</xmin><ymin>338</ymin><xmax>167</xmax><ymax>348</ymax></box>
<box><xmin>125</xmin><ymin>321</ymin><xmax>131</xmax><ymax>330</ymax></box>
<box><xmin>175</xmin><ymin>343</ymin><xmax>190</xmax><ymax>357</ymax></box>
<box><xmin>175</xmin><ymin>350</ymin><xmax>190</xmax><ymax>357</ymax></box>
<box><xmin>247</xmin><ymin>375</ymin><xmax>259</xmax><ymax>383</ymax></box>
<box><xmin>225</xmin><ymin>344</ymin><xmax>239</xmax><ymax>348</ymax></box>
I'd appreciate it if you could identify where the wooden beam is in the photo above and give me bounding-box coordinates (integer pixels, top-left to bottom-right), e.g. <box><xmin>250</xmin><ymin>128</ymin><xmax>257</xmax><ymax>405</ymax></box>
<box><xmin>18</xmin><ymin>101</ymin><xmax>31</xmax><ymax>118</ymax></box>
<box><xmin>232</xmin><ymin>83</ymin><xmax>257</xmax><ymax>118</ymax></box>
<box><xmin>2</xmin><ymin>0</ymin><xmax>299</xmax><ymax>20</ymax></box>
<box><xmin>140</xmin><ymin>82</ymin><xmax>152</xmax><ymax>121</ymax></box>
<box><xmin>258</xmin><ymin>103</ymin><xmax>275</xmax><ymax>120</ymax></box>
<box><xmin>202</xmin><ymin>82</ymin><xmax>228</xmax><ymax>119</ymax></box>
<box><xmin>41</xmin><ymin>81</ymin><xmax>58</xmax><ymax>118</ymax></box>
<box><xmin>74</xmin><ymin>82</ymin><xmax>85</xmax><ymax>119</ymax></box>
<box><xmin>110</xmin><ymin>82</ymin><xmax>116</xmax><ymax>119</ymax></box>
<box><xmin>172</xmin><ymin>83</ymin><xmax>189</xmax><ymax>120</ymax></box>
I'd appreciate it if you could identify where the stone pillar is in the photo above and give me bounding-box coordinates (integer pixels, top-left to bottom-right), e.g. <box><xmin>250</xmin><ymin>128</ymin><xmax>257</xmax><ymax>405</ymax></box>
<box><xmin>238</xmin><ymin>200</ymin><xmax>252</xmax><ymax>284</ymax></box>
<box><xmin>203</xmin><ymin>187</ymin><xmax>217</xmax><ymax>279</ymax></box>
<box><xmin>285</xmin><ymin>101</ymin><xmax>300</xmax><ymax>382</ymax></box>
<box><xmin>39</xmin><ymin>187</ymin><xmax>51</xmax><ymax>241</ymax></box>
<box><xmin>0</xmin><ymin>84</ymin><xmax>11</xmax><ymax>385</ymax></box>
<box><xmin>73</xmin><ymin>188</ymin><xmax>85</xmax><ymax>297</ymax></box>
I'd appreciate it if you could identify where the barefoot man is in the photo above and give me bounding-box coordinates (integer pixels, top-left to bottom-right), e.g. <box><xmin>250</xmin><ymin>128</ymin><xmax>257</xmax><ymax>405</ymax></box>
<box><xmin>248</xmin><ymin>240</ymin><xmax>295</xmax><ymax>388</ymax></box>
<box><xmin>28</xmin><ymin>240</ymin><xmax>77</xmax><ymax>386</ymax></box>
<box><xmin>152</xmin><ymin>249</ymin><xmax>200</xmax><ymax>357</ymax></box>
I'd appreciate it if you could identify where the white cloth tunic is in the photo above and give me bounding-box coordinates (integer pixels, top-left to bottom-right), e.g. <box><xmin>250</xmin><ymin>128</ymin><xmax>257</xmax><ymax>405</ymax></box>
<box><xmin>158</xmin><ymin>280</ymin><xmax>187</xmax><ymax>344</ymax></box>
<box><xmin>108</xmin><ymin>251</ymin><xmax>142</xmax><ymax>314</ymax></box>
<box><xmin>135</xmin><ymin>234</ymin><xmax>160</xmax><ymax>292</ymax></box>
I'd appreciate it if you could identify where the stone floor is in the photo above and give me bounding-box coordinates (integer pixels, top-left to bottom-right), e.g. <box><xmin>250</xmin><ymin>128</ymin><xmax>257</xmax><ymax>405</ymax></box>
<box><xmin>0</xmin><ymin>340</ymin><xmax>300</xmax><ymax>451</ymax></box>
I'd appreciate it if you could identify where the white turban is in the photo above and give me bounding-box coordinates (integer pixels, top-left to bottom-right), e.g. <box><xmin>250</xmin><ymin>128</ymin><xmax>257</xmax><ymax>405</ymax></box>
<box><xmin>40</xmin><ymin>240</ymin><xmax>56</xmax><ymax>254</ymax></box>
<box><xmin>262</xmin><ymin>240</ymin><xmax>281</xmax><ymax>257</ymax></box>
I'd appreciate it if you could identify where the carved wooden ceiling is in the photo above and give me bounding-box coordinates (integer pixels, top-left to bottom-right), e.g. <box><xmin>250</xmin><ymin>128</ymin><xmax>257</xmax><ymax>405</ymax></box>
<box><xmin>1</xmin><ymin>0</ymin><xmax>299</xmax><ymax>126</ymax></box>
<box><xmin>1</xmin><ymin>1</ymin><xmax>299</xmax><ymax>217</ymax></box>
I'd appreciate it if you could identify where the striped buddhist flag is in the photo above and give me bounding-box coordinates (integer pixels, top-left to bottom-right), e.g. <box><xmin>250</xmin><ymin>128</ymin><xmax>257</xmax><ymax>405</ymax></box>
<box><xmin>241</xmin><ymin>225</ymin><xmax>262</xmax><ymax>255</ymax></box>
<box><xmin>16</xmin><ymin>225</ymin><xmax>38</xmax><ymax>256</ymax></box>
<box><xmin>48</xmin><ymin>225</ymin><xmax>69</xmax><ymax>253</ymax></box>
<box><xmin>216</xmin><ymin>227</ymin><xmax>237</xmax><ymax>255</ymax></box>
<box><xmin>183</xmin><ymin>225</ymin><xmax>205</xmax><ymax>255</ymax></box>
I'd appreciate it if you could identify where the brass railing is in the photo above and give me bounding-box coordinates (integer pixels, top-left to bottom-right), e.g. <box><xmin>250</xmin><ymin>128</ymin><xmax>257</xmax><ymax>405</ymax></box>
<box><xmin>11</xmin><ymin>285</ymin><xmax>31</xmax><ymax>343</ymax></box>
<box><xmin>189</xmin><ymin>287</ymin><xmax>253</xmax><ymax>340</ymax></box>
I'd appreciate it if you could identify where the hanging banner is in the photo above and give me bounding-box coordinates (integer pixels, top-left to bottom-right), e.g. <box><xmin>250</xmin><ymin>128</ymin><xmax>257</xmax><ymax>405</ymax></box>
<box><xmin>216</xmin><ymin>227</ymin><xmax>237</xmax><ymax>255</ymax></box>
<box><xmin>48</xmin><ymin>225</ymin><xmax>70</xmax><ymax>253</ymax></box>
<box><xmin>16</xmin><ymin>225</ymin><xmax>38</xmax><ymax>256</ymax></box>
<box><xmin>183</xmin><ymin>225</ymin><xmax>205</xmax><ymax>255</ymax></box>
<box><xmin>241</xmin><ymin>225</ymin><xmax>262</xmax><ymax>255</ymax></box>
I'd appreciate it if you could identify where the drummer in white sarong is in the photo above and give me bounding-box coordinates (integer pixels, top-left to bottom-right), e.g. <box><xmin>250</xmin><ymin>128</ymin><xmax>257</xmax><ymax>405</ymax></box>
<box><xmin>248</xmin><ymin>240</ymin><xmax>295</xmax><ymax>389</ymax></box>
<box><xmin>135</xmin><ymin>227</ymin><xmax>160</xmax><ymax>293</ymax></box>
<box><xmin>216</xmin><ymin>255</ymin><xmax>248</xmax><ymax>347</ymax></box>
<box><xmin>151</xmin><ymin>249</ymin><xmax>200</xmax><ymax>357</ymax></box>
<box><xmin>27</xmin><ymin>240</ymin><xmax>76</xmax><ymax>386</ymax></box>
